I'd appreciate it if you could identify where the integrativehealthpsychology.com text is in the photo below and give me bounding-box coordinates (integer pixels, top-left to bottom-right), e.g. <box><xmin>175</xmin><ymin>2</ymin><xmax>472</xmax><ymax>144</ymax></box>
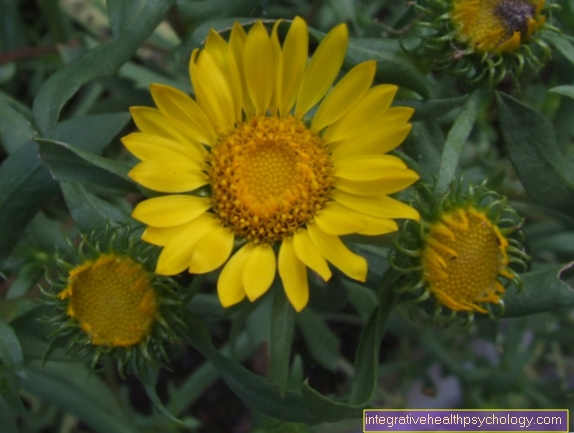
<box><xmin>362</xmin><ymin>409</ymin><xmax>568</xmax><ymax>432</ymax></box>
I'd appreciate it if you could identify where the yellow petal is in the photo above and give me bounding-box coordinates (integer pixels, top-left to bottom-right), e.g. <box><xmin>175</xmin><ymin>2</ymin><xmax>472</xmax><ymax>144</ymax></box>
<box><xmin>189</xmin><ymin>225</ymin><xmax>234</xmax><ymax>273</ymax></box>
<box><xmin>205</xmin><ymin>30</ymin><xmax>243</xmax><ymax>122</ymax></box>
<box><xmin>380</xmin><ymin>106</ymin><xmax>414</xmax><ymax>123</ymax></box>
<box><xmin>142</xmin><ymin>222</ymin><xmax>195</xmax><ymax>246</ymax></box>
<box><xmin>133</xmin><ymin>195</ymin><xmax>211</xmax><ymax>227</ymax></box>
<box><xmin>278</xmin><ymin>238</ymin><xmax>309</xmax><ymax>312</ymax></box>
<box><xmin>332</xmin><ymin>123</ymin><xmax>412</xmax><ymax>158</ymax></box>
<box><xmin>357</xmin><ymin>216</ymin><xmax>398</xmax><ymax>236</ymax></box>
<box><xmin>292</xmin><ymin>229</ymin><xmax>332</xmax><ymax>281</ymax></box>
<box><xmin>314</xmin><ymin>201</ymin><xmax>366</xmax><ymax>235</ymax></box>
<box><xmin>128</xmin><ymin>160</ymin><xmax>207</xmax><ymax>193</ymax></box>
<box><xmin>295</xmin><ymin>23</ymin><xmax>348</xmax><ymax>118</ymax></box>
<box><xmin>322</xmin><ymin>84</ymin><xmax>398</xmax><ymax>144</ymax></box>
<box><xmin>332</xmin><ymin>189</ymin><xmax>420</xmax><ymax>220</ymax></box>
<box><xmin>244</xmin><ymin>21</ymin><xmax>274</xmax><ymax>115</ymax></box>
<box><xmin>155</xmin><ymin>214</ymin><xmax>218</xmax><ymax>275</ymax></box>
<box><xmin>333</xmin><ymin>154</ymin><xmax>407</xmax><ymax>180</ymax></box>
<box><xmin>122</xmin><ymin>132</ymin><xmax>205</xmax><ymax>165</ymax></box>
<box><xmin>217</xmin><ymin>244</ymin><xmax>249</xmax><ymax>308</ymax></box>
<box><xmin>279</xmin><ymin>16</ymin><xmax>308</xmax><ymax>116</ymax></box>
<box><xmin>149</xmin><ymin>83</ymin><xmax>216</xmax><ymax>145</ymax></box>
<box><xmin>189</xmin><ymin>49</ymin><xmax>234</xmax><ymax>135</ymax></box>
<box><xmin>243</xmin><ymin>243</ymin><xmax>276</xmax><ymax>302</ymax></box>
<box><xmin>334</xmin><ymin>169</ymin><xmax>420</xmax><ymax>196</ymax></box>
<box><xmin>307</xmin><ymin>224</ymin><xmax>367</xmax><ymax>282</ymax></box>
<box><xmin>270</xmin><ymin>20</ymin><xmax>283</xmax><ymax>115</ymax></box>
<box><xmin>311</xmin><ymin>60</ymin><xmax>376</xmax><ymax>132</ymax></box>
<box><xmin>129</xmin><ymin>107</ymin><xmax>201</xmax><ymax>148</ymax></box>
<box><xmin>229</xmin><ymin>23</ymin><xmax>254</xmax><ymax>116</ymax></box>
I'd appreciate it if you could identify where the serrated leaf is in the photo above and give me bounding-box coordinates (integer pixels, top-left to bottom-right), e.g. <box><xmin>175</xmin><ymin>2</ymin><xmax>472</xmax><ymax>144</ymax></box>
<box><xmin>33</xmin><ymin>0</ymin><xmax>175</xmax><ymax>136</ymax></box>
<box><xmin>37</xmin><ymin>138</ymin><xmax>137</xmax><ymax>192</ymax></box>
<box><xmin>0</xmin><ymin>141</ymin><xmax>59</xmax><ymax>259</ymax></box>
<box><xmin>497</xmin><ymin>92</ymin><xmax>574</xmax><ymax>216</ymax></box>
<box><xmin>22</xmin><ymin>361</ymin><xmax>138</xmax><ymax>433</ymax></box>
<box><xmin>61</xmin><ymin>182</ymin><xmax>134</xmax><ymax>232</ymax></box>
<box><xmin>503</xmin><ymin>263</ymin><xmax>574</xmax><ymax>317</ymax></box>
<box><xmin>434</xmin><ymin>88</ymin><xmax>483</xmax><ymax>198</ymax></box>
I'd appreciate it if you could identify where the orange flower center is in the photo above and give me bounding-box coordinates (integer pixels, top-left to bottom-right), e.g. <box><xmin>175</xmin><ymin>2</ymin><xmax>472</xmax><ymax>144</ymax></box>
<box><xmin>208</xmin><ymin>115</ymin><xmax>333</xmax><ymax>244</ymax></box>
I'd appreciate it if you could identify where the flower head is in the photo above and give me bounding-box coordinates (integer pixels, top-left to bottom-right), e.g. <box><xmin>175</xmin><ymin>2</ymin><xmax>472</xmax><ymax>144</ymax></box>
<box><xmin>408</xmin><ymin>0</ymin><xmax>556</xmax><ymax>86</ymax></box>
<box><xmin>44</xmin><ymin>227</ymin><xmax>184</xmax><ymax>374</ymax></box>
<box><xmin>124</xmin><ymin>18</ymin><xmax>420</xmax><ymax>312</ymax></box>
<box><xmin>391</xmin><ymin>182</ymin><xmax>528</xmax><ymax>322</ymax></box>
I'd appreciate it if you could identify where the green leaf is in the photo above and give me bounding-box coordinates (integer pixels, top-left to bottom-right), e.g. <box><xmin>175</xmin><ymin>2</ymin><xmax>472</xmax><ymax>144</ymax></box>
<box><xmin>52</xmin><ymin>113</ymin><xmax>131</xmax><ymax>154</ymax></box>
<box><xmin>22</xmin><ymin>361</ymin><xmax>138</xmax><ymax>433</ymax></box>
<box><xmin>547</xmin><ymin>35</ymin><xmax>574</xmax><ymax>66</ymax></box>
<box><xmin>176</xmin><ymin>0</ymin><xmax>262</xmax><ymax>24</ymax></box>
<box><xmin>37</xmin><ymin>138</ymin><xmax>137</xmax><ymax>192</ymax></box>
<box><xmin>16</xmin><ymin>331</ymin><xmax>81</xmax><ymax>363</ymax></box>
<box><xmin>296</xmin><ymin>309</ymin><xmax>340</xmax><ymax>371</ymax></box>
<box><xmin>182</xmin><ymin>312</ymin><xmax>323</xmax><ymax>423</ymax></box>
<box><xmin>141</xmin><ymin>369</ymin><xmax>189</xmax><ymax>426</ymax></box>
<box><xmin>0</xmin><ymin>141</ymin><xmax>59</xmax><ymax>259</ymax></box>
<box><xmin>400</xmin><ymin>120</ymin><xmax>444</xmax><ymax>185</ymax></box>
<box><xmin>503</xmin><ymin>263</ymin><xmax>574</xmax><ymax>317</ymax></box>
<box><xmin>61</xmin><ymin>182</ymin><xmax>134</xmax><ymax>232</ymax></box>
<box><xmin>497</xmin><ymin>92</ymin><xmax>574</xmax><ymax>216</ymax></box>
<box><xmin>268</xmin><ymin>287</ymin><xmax>295</xmax><ymax>395</ymax></box>
<box><xmin>32</xmin><ymin>0</ymin><xmax>175</xmax><ymax>136</ymax></box>
<box><xmin>395</xmin><ymin>95</ymin><xmax>468</xmax><ymax>122</ymax></box>
<box><xmin>434</xmin><ymin>88</ymin><xmax>483</xmax><ymax>198</ymax></box>
<box><xmin>0</xmin><ymin>319</ymin><xmax>22</xmax><ymax>368</ymax></box>
<box><xmin>549</xmin><ymin>85</ymin><xmax>574</xmax><ymax>100</ymax></box>
<box><xmin>0</xmin><ymin>92</ymin><xmax>37</xmax><ymax>154</ymax></box>
<box><xmin>345</xmin><ymin>38</ymin><xmax>431</xmax><ymax>98</ymax></box>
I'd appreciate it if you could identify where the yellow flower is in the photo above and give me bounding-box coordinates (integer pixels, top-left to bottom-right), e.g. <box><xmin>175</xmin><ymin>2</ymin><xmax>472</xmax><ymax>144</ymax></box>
<box><xmin>124</xmin><ymin>18</ymin><xmax>420</xmax><ymax>312</ymax></box>
<box><xmin>452</xmin><ymin>0</ymin><xmax>546</xmax><ymax>53</ymax></box>
<box><xmin>59</xmin><ymin>254</ymin><xmax>157</xmax><ymax>347</ymax></box>
<box><xmin>391</xmin><ymin>183</ymin><xmax>528</xmax><ymax>321</ymax></box>
<box><xmin>421</xmin><ymin>206</ymin><xmax>513</xmax><ymax>313</ymax></box>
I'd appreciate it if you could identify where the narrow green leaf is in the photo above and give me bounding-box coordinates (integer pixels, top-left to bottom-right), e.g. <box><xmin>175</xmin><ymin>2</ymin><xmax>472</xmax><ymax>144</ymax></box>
<box><xmin>182</xmin><ymin>312</ymin><xmax>321</xmax><ymax>423</ymax></box>
<box><xmin>549</xmin><ymin>85</ymin><xmax>574</xmax><ymax>100</ymax></box>
<box><xmin>0</xmin><ymin>319</ymin><xmax>22</xmax><ymax>368</ymax></box>
<box><xmin>0</xmin><ymin>141</ymin><xmax>59</xmax><ymax>259</ymax></box>
<box><xmin>33</xmin><ymin>0</ymin><xmax>175</xmax><ymax>136</ymax></box>
<box><xmin>395</xmin><ymin>95</ymin><xmax>468</xmax><ymax>122</ymax></box>
<box><xmin>37</xmin><ymin>138</ymin><xmax>137</xmax><ymax>192</ymax></box>
<box><xmin>52</xmin><ymin>113</ymin><xmax>131</xmax><ymax>154</ymax></box>
<box><xmin>547</xmin><ymin>35</ymin><xmax>574</xmax><ymax>66</ymax></box>
<box><xmin>107</xmin><ymin>0</ymin><xmax>131</xmax><ymax>37</ymax></box>
<box><xmin>22</xmin><ymin>361</ymin><xmax>138</xmax><ymax>433</ymax></box>
<box><xmin>61</xmin><ymin>182</ymin><xmax>133</xmax><ymax>232</ymax></box>
<box><xmin>434</xmin><ymin>88</ymin><xmax>483</xmax><ymax>198</ymax></box>
<box><xmin>268</xmin><ymin>287</ymin><xmax>295</xmax><ymax>395</ymax></box>
<box><xmin>0</xmin><ymin>92</ymin><xmax>37</xmax><ymax>154</ymax></box>
<box><xmin>176</xmin><ymin>0</ymin><xmax>261</xmax><ymax>24</ymax></box>
<box><xmin>296</xmin><ymin>309</ymin><xmax>340</xmax><ymax>371</ymax></box>
<box><xmin>16</xmin><ymin>331</ymin><xmax>81</xmax><ymax>363</ymax></box>
<box><xmin>503</xmin><ymin>263</ymin><xmax>574</xmax><ymax>317</ymax></box>
<box><xmin>141</xmin><ymin>370</ymin><xmax>188</xmax><ymax>426</ymax></box>
<box><xmin>497</xmin><ymin>92</ymin><xmax>574</xmax><ymax>215</ymax></box>
<box><xmin>399</xmin><ymin>120</ymin><xmax>444</xmax><ymax>185</ymax></box>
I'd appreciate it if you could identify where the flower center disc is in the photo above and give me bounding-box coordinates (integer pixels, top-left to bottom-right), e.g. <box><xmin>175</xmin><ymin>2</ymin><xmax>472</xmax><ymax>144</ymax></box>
<box><xmin>62</xmin><ymin>255</ymin><xmax>157</xmax><ymax>347</ymax></box>
<box><xmin>209</xmin><ymin>115</ymin><xmax>333</xmax><ymax>244</ymax></box>
<box><xmin>422</xmin><ymin>209</ymin><xmax>506</xmax><ymax>311</ymax></box>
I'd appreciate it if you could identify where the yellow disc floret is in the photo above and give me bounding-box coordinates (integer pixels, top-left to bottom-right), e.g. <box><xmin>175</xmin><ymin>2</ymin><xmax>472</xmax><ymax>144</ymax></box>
<box><xmin>209</xmin><ymin>115</ymin><xmax>333</xmax><ymax>245</ymax></box>
<box><xmin>59</xmin><ymin>254</ymin><xmax>157</xmax><ymax>347</ymax></box>
<box><xmin>452</xmin><ymin>0</ymin><xmax>546</xmax><ymax>53</ymax></box>
<box><xmin>421</xmin><ymin>207</ymin><xmax>511</xmax><ymax>313</ymax></box>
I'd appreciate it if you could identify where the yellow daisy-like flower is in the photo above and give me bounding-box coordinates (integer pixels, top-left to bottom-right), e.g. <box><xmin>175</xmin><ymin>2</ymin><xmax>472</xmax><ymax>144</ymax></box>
<box><xmin>421</xmin><ymin>206</ymin><xmax>512</xmax><ymax>313</ymax></box>
<box><xmin>452</xmin><ymin>0</ymin><xmax>546</xmax><ymax>53</ymax></box>
<box><xmin>124</xmin><ymin>18</ymin><xmax>420</xmax><ymax>312</ymax></box>
<box><xmin>391</xmin><ymin>183</ymin><xmax>528</xmax><ymax>320</ymax></box>
<box><xmin>59</xmin><ymin>254</ymin><xmax>157</xmax><ymax>347</ymax></box>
